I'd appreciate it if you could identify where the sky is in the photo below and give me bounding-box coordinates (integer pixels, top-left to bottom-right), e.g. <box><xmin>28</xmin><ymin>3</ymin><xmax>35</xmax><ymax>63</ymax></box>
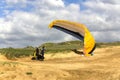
<box><xmin>0</xmin><ymin>0</ymin><xmax>120</xmax><ymax>48</ymax></box>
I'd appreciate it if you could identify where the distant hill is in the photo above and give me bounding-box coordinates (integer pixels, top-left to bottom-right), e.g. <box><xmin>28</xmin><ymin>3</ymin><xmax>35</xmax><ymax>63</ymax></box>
<box><xmin>39</xmin><ymin>40</ymin><xmax>83</xmax><ymax>53</ymax></box>
<box><xmin>39</xmin><ymin>40</ymin><xmax>120</xmax><ymax>53</ymax></box>
<box><xmin>0</xmin><ymin>40</ymin><xmax>120</xmax><ymax>59</ymax></box>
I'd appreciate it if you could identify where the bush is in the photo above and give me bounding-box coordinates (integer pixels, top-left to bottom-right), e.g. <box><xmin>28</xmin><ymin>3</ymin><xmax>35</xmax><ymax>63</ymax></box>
<box><xmin>0</xmin><ymin>48</ymin><xmax>34</xmax><ymax>59</ymax></box>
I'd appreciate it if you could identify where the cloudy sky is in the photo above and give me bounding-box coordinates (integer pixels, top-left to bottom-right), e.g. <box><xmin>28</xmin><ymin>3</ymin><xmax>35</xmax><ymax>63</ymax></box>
<box><xmin>0</xmin><ymin>0</ymin><xmax>120</xmax><ymax>48</ymax></box>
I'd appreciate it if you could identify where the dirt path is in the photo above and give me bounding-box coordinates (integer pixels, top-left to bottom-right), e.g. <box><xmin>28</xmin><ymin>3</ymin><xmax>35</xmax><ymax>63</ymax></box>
<box><xmin>0</xmin><ymin>46</ymin><xmax>120</xmax><ymax>80</ymax></box>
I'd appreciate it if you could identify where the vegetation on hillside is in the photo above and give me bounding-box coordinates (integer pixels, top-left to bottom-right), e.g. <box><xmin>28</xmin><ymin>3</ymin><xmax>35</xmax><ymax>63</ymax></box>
<box><xmin>40</xmin><ymin>40</ymin><xmax>83</xmax><ymax>53</ymax></box>
<box><xmin>0</xmin><ymin>40</ymin><xmax>120</xmax><ymax>59</ymax></box>
<box><xmin>0</xmin><ymin>48</ymin><xmax>34</xmax><ymax>59</ymax></box>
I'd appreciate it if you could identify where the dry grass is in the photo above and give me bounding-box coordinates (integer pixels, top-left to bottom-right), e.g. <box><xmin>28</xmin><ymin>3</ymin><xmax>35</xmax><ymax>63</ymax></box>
<box><xmin>0</xmin><ymin>46</ymin><xmax>120</xmax><ymax>80</ymax></box>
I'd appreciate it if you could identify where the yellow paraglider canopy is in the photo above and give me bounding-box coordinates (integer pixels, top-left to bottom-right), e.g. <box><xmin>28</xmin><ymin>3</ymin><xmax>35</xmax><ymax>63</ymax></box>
<box><xmin>49</xmin><ymin>20</ymin><xmax>96</xmax><ymax>56</ymax></box>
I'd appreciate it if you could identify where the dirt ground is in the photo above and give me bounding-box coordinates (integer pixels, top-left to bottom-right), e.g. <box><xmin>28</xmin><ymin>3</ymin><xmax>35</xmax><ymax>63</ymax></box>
<box><xmin>0</xmin><ymin>46</ymin><xmax>120</xmax><ymax>80</ymax></box>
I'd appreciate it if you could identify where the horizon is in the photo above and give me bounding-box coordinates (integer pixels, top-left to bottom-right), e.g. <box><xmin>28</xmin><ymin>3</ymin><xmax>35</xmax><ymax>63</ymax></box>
<box><xmin>1</xmin><ymin>40</ymin><xmax>120</xmax><ymax>48</ymax></box>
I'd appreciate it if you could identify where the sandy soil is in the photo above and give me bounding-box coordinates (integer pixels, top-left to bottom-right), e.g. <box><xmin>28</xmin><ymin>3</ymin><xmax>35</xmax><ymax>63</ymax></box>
<box><xmin>0</xmin><ymin>46</ymin><xmax>120</xmax><ymax>80</ymax></box>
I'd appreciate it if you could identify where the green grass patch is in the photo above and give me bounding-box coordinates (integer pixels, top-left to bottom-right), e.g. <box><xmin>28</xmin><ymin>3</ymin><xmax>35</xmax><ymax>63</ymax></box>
<box><xmin>40</xmin><ymin>40</ymin><xmax>83</xmax><ymax>53</ymax></box>
<box><xmin>0</xmin><ymin>48</ymin><xmax>34</xmax><ymax>59</ymax></box>
<box><xmin>26</xmin><ymin>72</ymin><xmax>33</xmax><ymax>75</ymax></box>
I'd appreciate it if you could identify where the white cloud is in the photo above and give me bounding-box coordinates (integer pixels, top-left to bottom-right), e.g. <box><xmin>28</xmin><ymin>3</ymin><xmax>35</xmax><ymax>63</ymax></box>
<box><xmin>93</xmin><ymin>31</ymin><xmax>120</xmax><ymax>42</ymax></box>
<box><xmin>99</xmin><ymin>0</ymin><xmax>120</xmax><ymax>4</ymax></box>
<box><xmin>0</xmin><ymin>0</ymin><xmax>120</xmax><ymax>48</ymax></box>
<box><xmin>0</xmin><ymin>19</ymin><xmax>13</xmax><ymax>33</ymax></box>
<box><xmin>43</xmin><ymin>0</ymin><xmax>64</xmax><ymax>8</ymax></box>
<box><xmin>6</xmin><ymin>0</ymin><xmax>27</xmax><ymax>5</ymax></box>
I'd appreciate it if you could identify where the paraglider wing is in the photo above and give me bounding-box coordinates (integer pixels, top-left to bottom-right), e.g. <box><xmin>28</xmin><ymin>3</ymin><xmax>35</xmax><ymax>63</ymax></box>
<box><xmin>49</xmin><ymin>20</ymin><xmax>96</xmax><ymax>56</ymax></box>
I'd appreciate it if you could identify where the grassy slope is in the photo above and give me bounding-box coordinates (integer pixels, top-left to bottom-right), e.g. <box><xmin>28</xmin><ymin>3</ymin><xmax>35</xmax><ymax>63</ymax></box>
<box><xmin>0</xmin><ymin>40</ymin><xmax>120</xmax><ymax>59</ymax></box>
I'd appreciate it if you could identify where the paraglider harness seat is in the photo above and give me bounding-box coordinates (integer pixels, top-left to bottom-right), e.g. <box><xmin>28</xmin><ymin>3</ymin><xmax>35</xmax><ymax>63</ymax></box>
<box><xmin>31</xmin><ymin>53</ymin><xmax>44</xmax><ymax>61</ymax></box>
<box><xmin>37</xmin><ymin>54</ymin><xmax>44</xmax><ymax>61</ymax></box>
<box><xmin>31</xmin><ymin>48</ymin><xmax>45</xmax><ymax>61</ymax></box>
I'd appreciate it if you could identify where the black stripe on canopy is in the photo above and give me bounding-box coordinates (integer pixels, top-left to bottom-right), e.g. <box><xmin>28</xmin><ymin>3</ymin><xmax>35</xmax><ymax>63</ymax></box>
<box><xmin>53</xmin><ymin>25</ymin><xmax>84</xmax><ymax>41</ymax></box>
